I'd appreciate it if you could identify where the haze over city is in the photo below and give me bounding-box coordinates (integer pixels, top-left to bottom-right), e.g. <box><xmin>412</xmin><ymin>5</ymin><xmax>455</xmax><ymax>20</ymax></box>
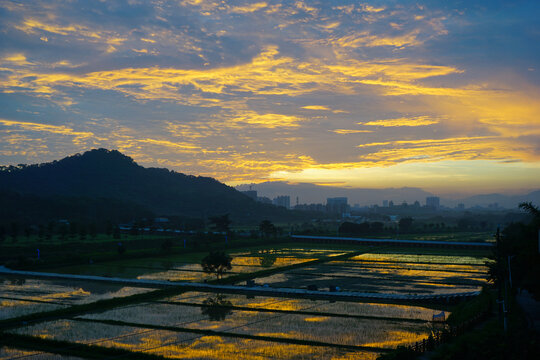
<box><xmin>1</xmin><ymin>0</ymin><xmax>539</xmax><ymax>195</ymax></box>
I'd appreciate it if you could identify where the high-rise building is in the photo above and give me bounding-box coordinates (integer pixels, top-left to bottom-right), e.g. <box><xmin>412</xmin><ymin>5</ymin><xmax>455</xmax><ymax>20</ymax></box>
<box><xmin>273</xmin><ymin>195</ymin><xmax>290</xmax><ymax>209</ymax></box>
<box><xmin>327</xmin><ymin>197</ymin><xmax>350</xmax><ymax>214</ymax></box>
<box><xmin>426</xmin><ymin>196</ymin><xmax>440</xmax><ymax>209</ymax></box>
<box><xmin>383</xmin><ymin>200</ymin><xmax>389</xmax><ymax>207</ymax></box>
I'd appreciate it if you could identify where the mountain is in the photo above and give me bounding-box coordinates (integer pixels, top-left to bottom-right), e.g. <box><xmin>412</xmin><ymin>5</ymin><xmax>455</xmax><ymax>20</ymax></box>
<box><xmin>0</xmin><ymin>149</ymin><xmax>291</xmax><ymax>223</ymax></box>
<box><xmin>235</xmin><ymin>181</ymin><xmax>434</xmax><ymax>206</ymax></box>
<box><xmin>451</xmin><ymin>191</ymin><xmax>540</xmax><ymax>209</ymax></box>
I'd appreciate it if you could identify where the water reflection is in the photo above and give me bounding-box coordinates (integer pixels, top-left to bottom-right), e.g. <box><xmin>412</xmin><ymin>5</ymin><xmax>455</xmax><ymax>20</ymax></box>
<box><xmin>258</xmin><ymin>250</ymin><xmax>278</xmax><ymax>268</ymax></box>
<box><xmin>201</xmin><ymin>294</ymin><xmax>233</xmax><ymax>321</ymax></box>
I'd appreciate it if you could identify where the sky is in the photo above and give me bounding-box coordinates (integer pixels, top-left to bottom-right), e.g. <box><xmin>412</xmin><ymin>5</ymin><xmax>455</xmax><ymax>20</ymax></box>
<box><xmin>1</xmin><ymin>0</ymin><xmax>539</xmax><ymax>195</ymax></box>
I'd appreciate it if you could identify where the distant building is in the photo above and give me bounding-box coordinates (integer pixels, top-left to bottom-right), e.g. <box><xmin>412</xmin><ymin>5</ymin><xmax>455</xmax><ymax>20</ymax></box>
<box><xmin>242</xmin><ymin>190</ymin><xmax>257</xmax><ymax>200</ymax></box>
<box><xmin>383</xmin><ymin>200</ymin><xmax>389</xmax><ymax>207</ymax></box>
<box><xmin>426</xmin><ymin>196</ymin><xmax>440</xmax><ymax>210</ymax></box>
<box><xmin>413</xmin><ymin>200</ymin><xmax>420</xmax><ymax>208</ymax></box>
<box><xmin>273</xmin><ymin>195</ymin><xmax>290</xmax><ymax>209</ymax></box>
<box><xmin>294</xmin><ymin>203</ymin><xmax>326</xmax><ymax>212</ymax></box>
<box><xmin>389</xmin><ymin>200</ymin><xmax>394</xmax><ymax>207</ymax></box>
<box><xmin>457</xmin><ymin>203</ymin><xmax>465</xmax><ymax>210</ymax></box>
<box><xmin>257</xmin><ymin>196</ymin><xmax>272</xmax><ymax>204</ymax></box>
<box><xmin>327</xmin><ymin>197</ymin><xmax>350</xmax><ymax>215</ymax></box>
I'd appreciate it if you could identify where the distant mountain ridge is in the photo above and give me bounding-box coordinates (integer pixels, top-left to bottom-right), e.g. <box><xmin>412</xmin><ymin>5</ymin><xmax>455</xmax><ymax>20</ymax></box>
<box><xmin>236</xmin><ymin>181</ymin><xmax>539</xmax><ymax>209</ymax></box>
<box><xmin>0</xmin><ymin>149</ymin><xmax>290</xmax><ymax>222</ymax></box>
<box><xmin>236</xmin><ymin>182</ymin><xmax>434</xmax><ymax>206</ymax></box>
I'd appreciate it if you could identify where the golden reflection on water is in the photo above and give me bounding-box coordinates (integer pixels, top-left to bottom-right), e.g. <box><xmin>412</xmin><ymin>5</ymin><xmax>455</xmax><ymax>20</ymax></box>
<box><xmin>303</xmin><ymin>316</ymin><xmax>330</xmax><ymax>322</ymax></box>
<box><xmin>352</xmin><ymin>253</ymin><xmax>490</xmax><ymax>266</ymax></box>
<box><xmin>361</xmin><ymin>330</ymin><xmax>426</xmax><ymax>348</ymax></box>
<box><xmin>232</xmin><ymin>256</ymin><xmax>318</xmax><ymax>267</ymax></box>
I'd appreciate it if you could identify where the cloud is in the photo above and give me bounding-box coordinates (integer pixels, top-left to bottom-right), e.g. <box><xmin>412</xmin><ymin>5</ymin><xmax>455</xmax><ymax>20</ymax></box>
<box><xmin>332</xmin><ymin>129</ymin><xmax>373</xmax><ymax>134</ymax></box>
<box><xmin>301</xmin><ymin>105</ymin><xmax>331</xmax><ymax>110</ymax></box>
<box><xmin>229</xmin><ymin>2</ymin><xmax>267</xmax><ymax>14</ymax></box>
<box><xmin>0</xmin><ymin>0</ymin><xmax>539</xmax><ymax>192</ymax></box>
<box><xmin>0</xmin><ymin>119</ymin><xmax>93</xmax><ymax>140</ymax></box>
<box><xmin>363</xmin><ymin>116</ymin><xmax>440</xmax><ymax>127</ymax></box>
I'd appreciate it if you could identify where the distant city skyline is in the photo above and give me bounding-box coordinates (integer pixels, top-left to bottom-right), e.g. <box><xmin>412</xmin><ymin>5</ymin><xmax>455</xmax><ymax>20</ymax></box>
<box><xmin>236</xmin><ymin>181</ymin><xmax>540</xmax><ymax>209</ymax></box>
<box><xmin>1</xmin><ymin>1</ymin><xmax>539</xmax><ymax>193</ymax></box>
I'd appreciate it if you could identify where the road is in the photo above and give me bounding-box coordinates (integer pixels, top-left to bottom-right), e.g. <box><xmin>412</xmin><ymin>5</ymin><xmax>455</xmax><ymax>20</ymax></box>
<box><xmin>0</xmin><ymin>266</ymin><xmax>479</xmax><ymax>304</ymax></box>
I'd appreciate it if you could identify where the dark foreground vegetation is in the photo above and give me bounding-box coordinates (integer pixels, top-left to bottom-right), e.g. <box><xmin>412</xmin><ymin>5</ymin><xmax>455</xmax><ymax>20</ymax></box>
<box><xmin>378</xmin><ymin>202</ymin><xmax>540</xmax><ymax>360</ymax></box>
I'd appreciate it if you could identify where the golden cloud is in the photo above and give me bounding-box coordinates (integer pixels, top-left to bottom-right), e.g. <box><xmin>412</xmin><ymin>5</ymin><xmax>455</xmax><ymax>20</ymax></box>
<box><xmin>301</xmin><ymin>105</ymin><xmax>331</xmax><ymax>110</ymax></box>
<box><xmin>229</xmin><ymin>2</ymin><xmax>267</xmax><ymax>14</ymax></box>
<box><xmin>0</xmin><ymin>119</ymin><xmax>93</xmax><ymax>138</ymax></box>
<box><xmin>362</xmin><ymin>116</ymin><xmax>440</xmax><ymax>127</ymax></box>
<box><xmin>332</xmin><ymin>129</ymin><xmax>373</xmax><ymax>134</ymax></box>
<box><xmin>335</xmin><ymin>30</ymin><xmax>421</xmax><ymax>48</ymax></box>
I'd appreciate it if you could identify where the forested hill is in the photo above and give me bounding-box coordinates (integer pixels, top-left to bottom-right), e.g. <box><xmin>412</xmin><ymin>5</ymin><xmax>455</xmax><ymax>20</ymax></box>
<box><xmin>0</xmin><ymin>149</ymin><xmax>290</xmax><ymax>222</ymax></box>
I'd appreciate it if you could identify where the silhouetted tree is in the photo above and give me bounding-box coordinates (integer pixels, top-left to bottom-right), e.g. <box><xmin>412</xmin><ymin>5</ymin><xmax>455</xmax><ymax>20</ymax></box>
<box><xmin>258</xmin><ymin>250</ymin><xmax>277</xmax><ymax>267</ymax></box>
<box><xmin>105</xmin><ymin>220</ymin><xmax>113</xmax><ymax>236</ymax></box>
<box><xmin>259</xmin><ymin>220</ymin><xmax>276</xmax><ymax>239</ymax></box>
<box><xmin>489</xmin><ymin>202</ymin><xmax>540</xmax><ymax>297</ymax></box>
<box><xmin>117</xmin><ymin>242</ymin><xmax>126</xmax><ymax>255</ymax></box>
<box><xmin>161</xmin><ymin>239</ymin><xmax>173</xmax><ymax>252</ymax></box>
<box><xmin>201</xmin><ymin>251</ymin><xmax>232</xmax><ymax>280</ymax></box>
<box><xmin>113</xmin><ymin>225</ymin><xmax>121</xmax><ymax>239</ymax></box>
<box><xmin>69</xmin><ymin>222</ymin><xmax>78</xmax><ymax>240</ymax></box>
<box><xmin>398</xmin><ymin>217</ymin><xmax>414</xmax><ymax>233</ymax></box>
<box><xmin>10</xmin><ymin>222</ymin><xmax>18</xmax><ymax>242</ymax></box>
<box><xmin>38</xmin><ymin>224</ymin><xmax>45</xmax><ymax>242</ymax></box>
<box><xmin>209</xmin><ymin>214</ymin><xmax>231</xmax><ymax>234</ymax></box>
<box><xmin>79</xmin><ymin>223</ymin><xmax>87</xmax><ymax>241</ymax></box>
<box><xmin>88</xmin><ymin>223</ymin><xmax>97</xmax><ymax>239</ymax></box>
<box><xmin>47</xmin><ymin>221</ymin><xmax>55</xmax><ymax>239</ymax></box>
<box><xmin>370</xmin><ymin>221</ymin><xmax>384</xmax><ymax>234</ymax></box>
<box><xmin>58</xmin><ymin>223</ymin><xmax>68</xmax><ymax>241</ymax></box>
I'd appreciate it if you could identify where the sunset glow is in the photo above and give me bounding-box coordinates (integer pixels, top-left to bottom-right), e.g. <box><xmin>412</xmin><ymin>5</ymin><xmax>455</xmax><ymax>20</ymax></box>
<box><xmin>1</xmin><ymin>1</ymin><xmax>539</xmax><ymax>193</ymax></box>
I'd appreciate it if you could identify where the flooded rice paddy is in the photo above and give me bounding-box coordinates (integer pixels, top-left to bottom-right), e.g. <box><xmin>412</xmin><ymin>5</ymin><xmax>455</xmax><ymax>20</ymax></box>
<box><xmin>1</xmin><ymin>244</ymin><xmax>488</xmax><ymax>359</ymax></box>
<box><xmin>0</xmin><ymin>277</ymin><xmax>151</xmax><ymax>320</ymax></box>
<box><xmin>253</xmin><ymin>251</ymin><xmax>489</xmax><ymax>295</ymax></box>
<box><xmin>45</xmin><ymin>247</ymin><xmax>349</xmax><ymax>282</ymax></box>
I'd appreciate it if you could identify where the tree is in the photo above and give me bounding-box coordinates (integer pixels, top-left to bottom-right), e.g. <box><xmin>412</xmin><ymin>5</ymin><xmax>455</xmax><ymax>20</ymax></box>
<box><xmin>398</xmin><ymin>217</ymin><xmax>414</xmax><ymax>233</ymax></box>
<box><xmin>259</xmin><ymin>220</ymin><xmax>276</xmax><ymax>239</ymax></box>
<box><xmin>161</xmin><ymin>238</ymin><xmax>173</xmax><ymax>252</ymax></box>
<box><xmin>10</xmin><ymin>222</ymin><xmax>18</xmax><ymax>242</ymax></box>
<box><xmin>117</xmin><ymin>242</ymin><xmax>126</xmax><ymax>255</ymax></box>
<box><xmin>113</xmin><ymin>225</ymin><xmax>121</xmax><ymax>239</ymax></box>
<box><xmin>201</xmin><ymin>251</ymin><xmax>232</xmax><ymax>280</ymax></box>
<box><xmin>258</xmin><ymin>250</ymin><xmax>277</xmax><ymax>267</ymax></box>
<box><xmin>209</xmin><ymin>214</ymin><xmax>231</xmax><ymax>234</ymax></box>
<box><xmin>489</xmin><ymin>202</ymin><xmax>540</xmax><ymax>298</ymax></box>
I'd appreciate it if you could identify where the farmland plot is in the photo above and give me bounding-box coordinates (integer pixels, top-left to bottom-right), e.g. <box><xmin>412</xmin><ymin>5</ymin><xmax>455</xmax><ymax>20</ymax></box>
<box><xmin>0</xmin><ymin>277</ymin><xmax>150</xmax><ymax>320</ymax></box>
<box><xmin>253</xmin><ymin>251</ymin><xmax>489</xmax><ymax>295</ymax></box>
<box><xmin>0</xmin><ymin>347</ymin><xmax>85</xmax><ymax>360</ymax></box>
<box><xmin>165</xmin><ymin>292</ymin><xmax>438</xmax><ymax>321</ymax></box>
<box><xmin>9</xmin><ymin>318</ymin><xmax>376</xmax><ymax>360</ymax></box>
<box><xmin>74</xmin><ymin>297</ymin><xmax>434</xmax><ymax>347</ymax></box>
<box><xmin>44</xmin><ymin>246</ymin><xmax>346</xmax><ymax>282</ymax></box>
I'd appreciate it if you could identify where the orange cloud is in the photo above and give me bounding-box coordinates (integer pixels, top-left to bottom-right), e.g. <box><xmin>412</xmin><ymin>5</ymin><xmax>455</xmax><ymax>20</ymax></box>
<box><xmin>362</xmin><ymin>116</ymin><xmax>440</xmax><ymax>127</ymax></box>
